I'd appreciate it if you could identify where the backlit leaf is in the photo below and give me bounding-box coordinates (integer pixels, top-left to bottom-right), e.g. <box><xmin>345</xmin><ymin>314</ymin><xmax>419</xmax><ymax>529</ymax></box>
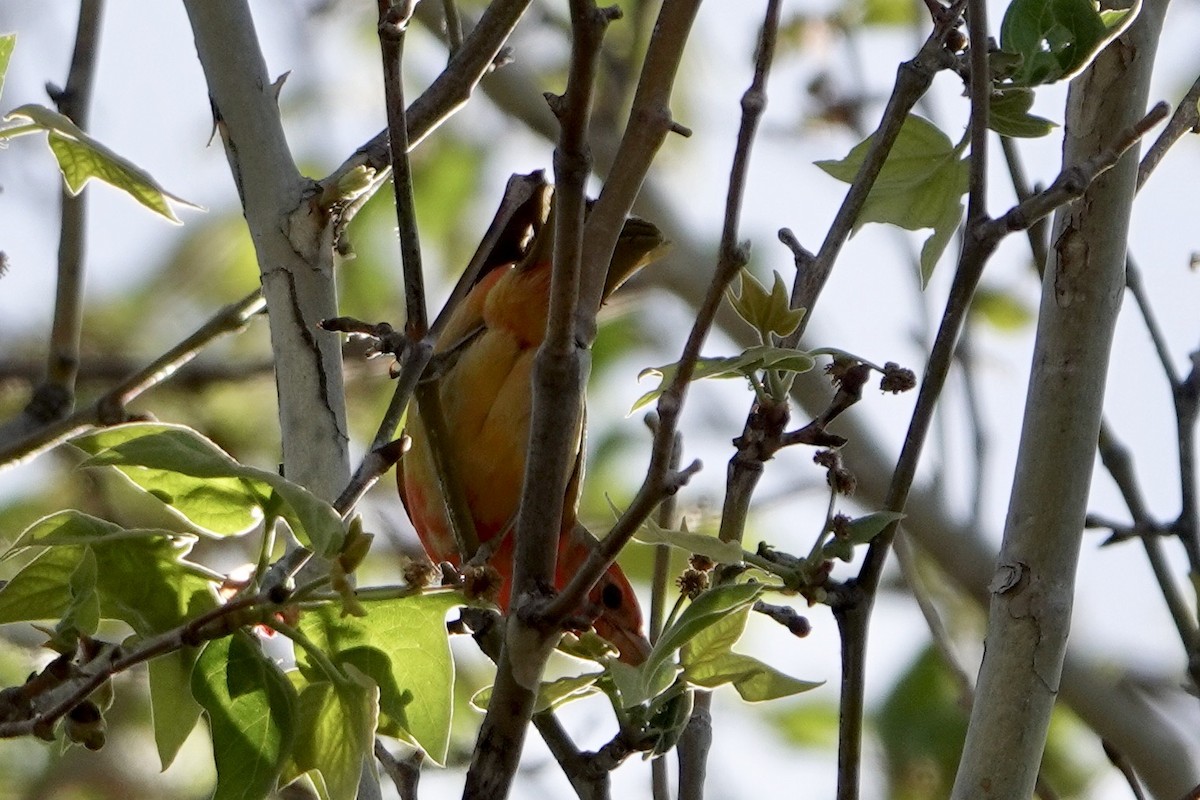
<box><xmin>3</xmin><ymin>103</ymin><xmax>200</xmax><ymax>222</ymax></box>
<box><xmin>192</xmin><ymin>633</ymin><xmax>296</xmax><ymax>800</ymax></box>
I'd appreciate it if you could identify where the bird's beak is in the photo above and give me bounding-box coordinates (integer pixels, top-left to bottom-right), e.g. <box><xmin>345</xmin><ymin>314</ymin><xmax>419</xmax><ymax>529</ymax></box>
<box><xmin>594</xmin><ymin>616</ymin><xmax>653</xmax><ymax>665</ymax></box>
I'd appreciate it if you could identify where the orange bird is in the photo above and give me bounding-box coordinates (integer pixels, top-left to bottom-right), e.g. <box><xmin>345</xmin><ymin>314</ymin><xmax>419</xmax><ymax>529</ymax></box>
<box><xmin>398</xmin><ymin>192</ymin><xmax>665</xmax><ymax>664</ymax></box>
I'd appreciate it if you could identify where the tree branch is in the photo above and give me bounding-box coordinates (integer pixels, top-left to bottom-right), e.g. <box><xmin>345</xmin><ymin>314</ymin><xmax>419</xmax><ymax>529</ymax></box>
<box><xmin>0</xmin><ymin>291</ymin><xmax>266</xmax><ymax>469</ymax></box>
<box><xmin>184</xmin><ymin>0</ymin><xmax>349</xmax><ymax>501</ymax></box>
<box><xmin>0</xmin><ymin>0</ymin><xmax>105</xmax><ymax>448</ymax></box>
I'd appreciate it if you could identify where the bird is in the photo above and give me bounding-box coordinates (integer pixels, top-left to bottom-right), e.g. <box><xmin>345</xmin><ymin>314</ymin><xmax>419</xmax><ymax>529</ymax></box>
<box><xmin>398</xmin><ymin>188</ymin><xmax>666</xmax><ymax>665</ymax></box>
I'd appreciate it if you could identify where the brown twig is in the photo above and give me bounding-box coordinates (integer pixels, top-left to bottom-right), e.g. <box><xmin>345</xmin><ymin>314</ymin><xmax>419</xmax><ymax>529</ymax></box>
<box><xmin>463</xmin><ymin>3</ymin><xmax>615</xmax><ymax>797</ymax></box>
<box><xmin>785</xmin><ymin>0</ymin><xmax>965</xmax><ymax>344</ymax></box>
<box><xmin>0</xmin><ymin>589</ymin><xmax>279</xmax><ymax>740</ymax></box>
<box><xmin>1137</xmin><ymin>73</ymin><xmax>1200</xmax><ymax>189</ymax></box>
<box><xmin>545</xmin><ymin>0</ymin><xmax>756</xmax><ymax>631</ymax></box>
<box><xmin>1</xmin><ymin>0</ymin><xmax>105</xmax><ymax>447</ymax></box>
<box><xmin>0</xmin><ymin>290</ymin><xmax>266</xmax><ymax>469</ymax></box>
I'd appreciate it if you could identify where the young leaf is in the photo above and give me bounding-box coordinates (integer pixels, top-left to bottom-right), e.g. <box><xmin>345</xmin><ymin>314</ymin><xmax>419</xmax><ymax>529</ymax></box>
<box><xmin>288</xmin><ymin>671</ymin><xmax>378</xmax><ymax>800</ymax></box>
<box><xmin>727</xmin><ymin>269</ymin><xmax>806</xmax><ymax>340</ymax></box>
<box><xmin>687</xmin><ymin>652</ymin><xmax>823</xmax><ymax>702</ymax></box>
<box><xmin>3</xmin><ymin>510</ymin><xmax>189</xmax><ymax>558</ymax></box>
<box><xmin>149</xmin><ymin>647</ymin><xmax>204</xmax><ymax>770</ymax></box>
<box><xmin>682</xmin><ymin>602</ymin><xmax>822</xmax><ymax>702</ymax></box>
<box><xmin>192</xmin><ymin>632</ymin><xmax>297</xmax><ymax>800</ymax></box>
<box><xmin>0</xmin><ymin>33</ymin><xmax>14</xmax><ymax>102</ymax></box>
<box><xmin>815</xmin><ymin>115</ymin><xmax>967</xmax><ymax>285</ymax></box>
<box><xmin>632</xmin><ymin>518</ymin><xmax>744</xmax><ymax>565</ymax></box>
<box><xmin>614</xmin><ymin>583</ymin><xmax>765</xmax><ymax>707</ymax></box>
<box><xmin>472</xmin><ymin>672</ymin><xmax>604</xmax><ymax>714</ymax></box>
<box><xmin>633</xmin><ymin>346</ymin><xmax>815</xmax><ymax>412</ymax></box>
<box><xmin>58</xmin><ymin>546</ymin><xmax>101</xmax><ymax>641</ymax></box>
<box><xmin>2</xmin><ymin>103</ymin><xmax>200</xmax><ymax>222</ymax></box>
<box><xmin>72</xmin><ymin>423</ymin><xmax>345</xmax><ymax>556</ymax></box>
<box><xmin>296</xmin><ymin>593</ymin><xmax>461</xmax><ymax>765</ymax></box>
<box><xmin>842</xmin><ymin>511</ymin><xmax>905</xmax><ymax>546</ymax></box>
<box><xmin>988</xmin><ymin>89</ymin><xmax>1057</xmax><ymax>139</ymax></box>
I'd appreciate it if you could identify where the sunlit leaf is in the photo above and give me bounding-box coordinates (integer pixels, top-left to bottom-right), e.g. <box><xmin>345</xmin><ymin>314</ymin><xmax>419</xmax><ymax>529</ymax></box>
<box><xmin>192</xmin><ymin>632</ymin><xmax>296</xmax><ymax>800</ymax></box>
<box><xmin>2</xmin><ymin>104</ymin><xmax>201</xmax><ymax>222</ymax></box>
<box><xmin>57</xmin><ymin>546</ymin><xmax>100</xmax><ymax>640</ymax></box>
<box><xmin>72</xmin><ymin>423</ymin><xmax>345</xmax><ymax>556</ymax></box>
<box><xmin>472</xmin><ymin>671</ymin><xmax>603</xmax><ymax>714</ymax></box>
<box><xmin>727</xmin><ymin>269</ymin><xmax>806</xmax><ymax>340</ymax></box>
<box><xmin>288</xmin><ymin>672</ymin><xmax>377</xmax><ymax>800</ymax></box>
<box><xmin>614</xmin><ymin>583</ymin><xmax>764</xmax><ymax>707</ymax></box>
<box><xmin>3</xmin><ymin>510</ymin><xmax>188</xmax><ymax>558</ymax></box>
<box><xmin>296</xmin><ymin>592</ymin><xmax>460</xmax><ymax>764</ymax></box>
<box><xmin>0</xmin><ymin>534</ymin><xmax>217</xmax><ymax>636</ymax></box>
<box><xmin>815</xmin><ymin>115</ymin><xmax>967</xmax><ymax>285</ymax></box>
<box><xmin>998</xmin><ymin>0</ymin><xmax>1129</xmax><ymax>86</ymax></box>
<box><xmin>682</xmin><ymin>600</ymin><xmax>821</xmax><ymax>702</ymax></box>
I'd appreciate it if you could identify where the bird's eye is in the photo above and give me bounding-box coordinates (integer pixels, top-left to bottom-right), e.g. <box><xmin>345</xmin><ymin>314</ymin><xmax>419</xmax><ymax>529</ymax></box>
<box><xmin>601</xmin><ymin>581</ymin><xmax>624</xmax><ymax>610</ymax></box>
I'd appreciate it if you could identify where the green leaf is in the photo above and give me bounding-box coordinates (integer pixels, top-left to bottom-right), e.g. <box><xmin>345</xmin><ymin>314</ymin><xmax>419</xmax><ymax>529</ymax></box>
<box><xmin>815</xmin><ymin>115</ymin><xmax>967</xmax><ymax>285</ymax></box>
<box><xmin>632</xmin><ymin>519</ymin><xmax>744</xmax><ymax>565</ymax></box>
<box><xmin>472</xmin><ymin>671</ymin><xmax>603</xmax><ymax>714</ymax></box>
<box><xmin>3</xmin><ymin>510</ymin><xmax>189</xmax><ymax>558</ymax></box>
<box><xmin>57</xmin><ymin>546</ymin><xmax>100</xmax><ymax>640</ymax></box>
<box><xmin>289</xmin><ymin>672</ymin><xmax>378</xmax><ymax>800</ymax></box>
<box><xmin>615</xmin><ymin>583</ymin><xmax>764</xmax><ymax>707</ymax></box>
<box><xmin>72</xmin><ymin>423</ymin><xmax>345</xmax><ymax>556</ymax></box>
<box><xmin>988</xmin><ymin>89</ymin><xmax>1057</xmax><ymax>138</ymax></box>
<box><xmin>681</xmin><ymin>600</ymin><xmax>821</xmax><ymax>702</ymax></box>
<box><xmin>842</xmin><ymin>511</ymin><xmax>904</xmax><ymax>546</ymax></box>
<box><xmin>633</xmin><ymin>345</ymin><xmax>815</xmax><ymax>412</ymax></box>
<box><xmin>727</xmin><ymin>270</ymin><xmax>806</xmax><ymax>340</ymax></box>
<box><xmin>149</xmin><ymin>648</ymin><xmax>204</xmax><ymax>769</ymax></box>
<box><xmin>0</xmin><ymin>535</ymin><xmax>217</xmax><ymax>636</ymax></box>
<box><xmin>998</xmin><ymin>0</ymin><xmax>1116</xmax><ymax>86</ymax></box>
<box><xmin>688</xmin><ymin>652</ymin><xmax>822</xmax><ymax>702</ymax></box>
<box><xmin>1</xmin><ymin>104</ymin><xmax>200</xmax><ymax>222</ymax></box>
<box><xmin>970</xmin><ymin>286</ymin><xmax>1035</xmax><ymax>331</ymax></box>
<box><xmin>296</xmin><ymin>592</ymin><xmax>460</xmax><ymax>764</ymax></box>
<box><xmin>0</xmin><ymin>33</ymin><xmax>14</xmax><ymax>103</ymax></box>
<box><xmin>192</xmin><ymin>632</ymin><xmax>296</xmax><ymax>800</ymax></box>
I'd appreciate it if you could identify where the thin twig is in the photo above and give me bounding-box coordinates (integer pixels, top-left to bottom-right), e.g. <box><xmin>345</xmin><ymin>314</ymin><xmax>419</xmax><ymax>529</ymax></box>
<box><xmin>440</xmin><ymin>0</ymin><xmax>464</xmax><ymax>55</ymax></box>
<box><xmin>378</xmin><ymin>0</ymin><xmax>428</xmax><ymax>340</ymax></box>
<box><xmin>319</xmin><ymin>0</ymin><xmax>535</xmax><ymax>203</ymax></box>
<box><xmin>785</xmin><ymin>0</ymin><xmax>964</xmax><ymax>344</ymax></box>
<box><xmin>1137</xmin><ymin>73</ymin><xmax>1200</xmax><ymax>189</ymax></box>
<box><xmin>650</xmin><ymin>427</ymin><xmax>683</xmax><ymax>800</ymax></box>
<box><xmin>0</xmin><ymin>589</ymin><xmax>277</xmax><ymax>740</ymax></box>
<box><xmin>983</xmin><ymin>103</ymin><xmax>1169</xmax><ymax>239</ymax></box>
<box><xmin>1097</xmin><ymin>421</ymin><xmax>1200</xmax><ymax>686</ymax></box>
<box><xmin>4</xmin><ymin>0</ymin><xmax>105</xmax><ymax>444</ymax></box>
<box><xmin>463</xmin><ymin>4</ymin><xmax>614</xmax><ymax>797</ymax></box>
<box><xmin>0</xmin><ymin>291</ymin><xmax>266</xmax><ymax>469</ymax></box>
<box><xmin>546</xmin><ymin>0</ymin><xmax>766</xmax><ymax>629</ymax></box>
<box><xmin>374</xmin><ymin>740</ymin><xmax>422</xmax><ymax>800</ymax></box>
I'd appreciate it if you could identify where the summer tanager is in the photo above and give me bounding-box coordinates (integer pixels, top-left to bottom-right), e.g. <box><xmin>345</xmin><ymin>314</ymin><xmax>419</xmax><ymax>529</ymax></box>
<box><xmin>398</xmin><ymin>201</ymin><xmax>666</xmax><ymax>665</ymax></box>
